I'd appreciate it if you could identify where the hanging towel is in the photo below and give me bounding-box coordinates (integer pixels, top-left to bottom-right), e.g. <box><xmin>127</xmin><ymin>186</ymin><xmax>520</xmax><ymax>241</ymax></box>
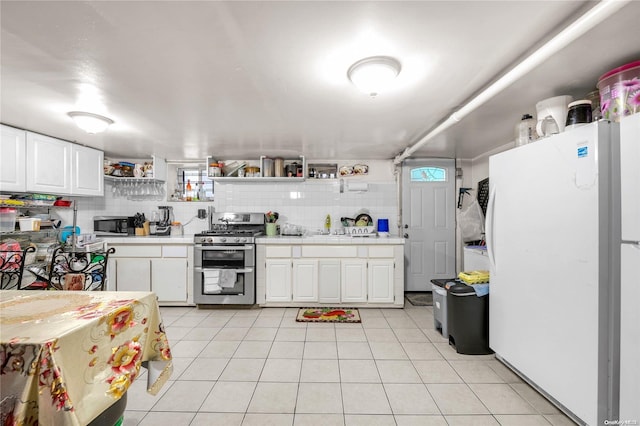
<box><xmin>219</xmin><ymin>270</ymin><xmax>237</xmax><ymax>288</ymax></box>
<box><xmin>203</xmin><ymin>269</ymin><xmax>222</xmax><ymax>294</ymax></box>
<box><xmin>204</xmin><ymin>283</ymin><xmax>222</xmax><ymax>294</ymax></box>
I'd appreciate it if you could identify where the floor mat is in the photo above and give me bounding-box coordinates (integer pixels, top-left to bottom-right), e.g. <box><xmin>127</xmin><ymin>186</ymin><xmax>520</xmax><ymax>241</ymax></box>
<box><xmin>405</xmin><ymin>292</ymin><xmax>433</xmax><ymax>306</ymax></box>
<box><xmin>296</xmin><ymin>307</ymin><xmax>361</xmax><ymax>323</ymax></box>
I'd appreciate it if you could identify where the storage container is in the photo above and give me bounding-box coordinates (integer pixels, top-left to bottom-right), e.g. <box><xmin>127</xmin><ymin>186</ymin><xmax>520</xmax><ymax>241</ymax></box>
<box><xmin>0</xmin><ymin>208</ymin><xmax>17</xmax><ymax>232</ymax></box>
<box><xmin>597</xmin><ymin>60</ymin><xmax>640</xmax><ymax>122</ymax></box>
<box><xmin>431</xmin><ymin>279</ymin><xmax>453</xmax><ymax>338</ymax></box>
<box><xmin>447</xmin><ymin>283</ymin><xmax>493</xmax><ymax>355</ymax></box>
<box><xmin>18</xmin><ymin>217</ymin><xmax>42</xmax><ymax>231</ymax></box>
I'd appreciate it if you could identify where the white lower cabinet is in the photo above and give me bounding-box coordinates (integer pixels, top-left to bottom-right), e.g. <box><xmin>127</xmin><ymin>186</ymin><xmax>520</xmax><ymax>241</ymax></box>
<box><xmin>292</xmin><ymin>259</ymin><xmax>318</xmax><ymax>302</ymax></box>
<box><xmin>318</xmin><ymin>260</ymin><xmax>341</xmax><ymax>303</ymax></box>
<box><xmin>367</xmin><ymin>259</ymin><xmax>395</xmax><ymax>303</ymax></box>
<box><xmin>152</xmin><ymin>258</ymin><xmax>188</xmax><ymax>302</ymax></box>
<box><xmin>341</xmin><ymin>259</ymin><xmax>367</xmax><ymax>303</ymax></box>
<box><xmin>114</xmin><ymin>258</ymin><xmax>152</xmax><ymax>292</ymax></box>
<box><xmin>261</xmin><ymin>244</ymin><xmax>401</xmax><ymax>306</ymax></box>
<box><xmin>265</xmin><ymin>259</ymin><xmax>292</xmax><ymax>302</ymax></box>
<box><xmin>109</xmin><ymin>243</ymin><xmax>191</xmax><ymax>305</ymax></box>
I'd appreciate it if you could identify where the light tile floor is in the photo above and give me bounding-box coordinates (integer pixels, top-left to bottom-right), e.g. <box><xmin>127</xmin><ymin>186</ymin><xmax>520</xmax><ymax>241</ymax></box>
<box><xmin>124</xmin><ymin>303</ymin><xmax>577</xmax><ymax>426</ymax></box>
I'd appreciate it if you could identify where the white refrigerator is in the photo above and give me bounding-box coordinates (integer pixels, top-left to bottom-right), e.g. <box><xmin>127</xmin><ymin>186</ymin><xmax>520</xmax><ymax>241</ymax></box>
<box><xmin>487</xmin><ymin>120</ymin><xmax>621</xmax><ymax>425</ymax></box>
<box><xmin>619</xmin><ymin>113</ymin><xmax>640</xmax><ymax>423</ymax></box>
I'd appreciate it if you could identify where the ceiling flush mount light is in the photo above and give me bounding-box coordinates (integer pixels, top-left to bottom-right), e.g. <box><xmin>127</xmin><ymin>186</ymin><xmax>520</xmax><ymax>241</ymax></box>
<box><xmin>67</xmin><ymin>111</ymin><xmax>114</xmax><ymax>134</ymax></box>
<box><xmin>347</xmin><ymin>56</ymin><xmax>401</xmax><ymax>96</ymax></box>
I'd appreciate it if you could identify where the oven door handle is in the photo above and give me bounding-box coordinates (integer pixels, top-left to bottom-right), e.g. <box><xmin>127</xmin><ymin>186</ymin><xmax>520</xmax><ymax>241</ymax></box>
<box><xmin>195</xmin><ymin>245</ymin><xmax>254</xmax><ymax>251</ymax></box>
<box><xmin>194</xmin><ymin>267</ymin><xmax>254</xmax><ymax>274</ymax></box>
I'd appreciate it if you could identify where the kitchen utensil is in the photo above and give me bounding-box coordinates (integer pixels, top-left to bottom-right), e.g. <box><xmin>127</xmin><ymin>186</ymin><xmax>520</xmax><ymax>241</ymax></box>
<box><xmin>341</xmin><ymin>217</ymin><xmax>356</xmax><ymax>227</ymax></box>
<box><xmin>285</xmin><ymin>163</ymin><xmax>297</xmax><ymax>177</ymax></box>
<box><xmin>274</xmin><ymin>158</ymin><xmax>284</xmax><ymax>177</ymax></box>
<box><xmin>355</xmin><ymin>213</ymin><xmax>372</xmax><ymax>226</ymax></box>
<box><xmin>0</xmin><ymin>208</ymin><xmax>17</xmax><ymax>232</ymax></box>
<box><xmin>565</xmin><ymin>100</ymin><xmax>592</xmax><ymax>130</ymax></box>
<box><xmin>539</xmin><ymin>115</ymin><xmax>560</xmax><ymax>137</ymax></box>
<box><xmin>262</xmin><ymin>158</ymin><xmax>275</xmax><ymax>177</ymax></box>
<box><xmin>535</xmin><ymin>95</ymin><xmax>573</xmax><ymax>136</ymax></box>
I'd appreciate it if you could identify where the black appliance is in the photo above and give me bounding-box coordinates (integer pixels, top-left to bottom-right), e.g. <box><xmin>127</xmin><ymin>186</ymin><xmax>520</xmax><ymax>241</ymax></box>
<box><xmin>93</xmin><ymin>216</ymin><xmax>135</xmax><ymax>236</ymax></box>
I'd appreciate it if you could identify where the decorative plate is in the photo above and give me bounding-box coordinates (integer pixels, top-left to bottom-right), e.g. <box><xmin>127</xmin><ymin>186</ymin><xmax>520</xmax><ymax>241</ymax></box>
<box><xmin>339</xmin><ymin>166</ymin><xmax>354</xmax><ymax>176</ymax></box>
<box><xmin>353</xmin><ymin>164</ymin><xmax>368</xmax><ymax>175</ymax></box>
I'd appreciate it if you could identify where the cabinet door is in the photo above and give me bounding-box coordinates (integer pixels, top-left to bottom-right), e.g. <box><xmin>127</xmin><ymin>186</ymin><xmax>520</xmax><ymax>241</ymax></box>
<box><xmin>26</xmin><ymin>132</ymin><xmax>72</xmax><ymax>194</ymax></box>
<box><xmin>72</xmin><ymin>144</ymin><xmax>104</xmax><ymax>196</ymax></box>
<box><xmin>341</xmin><ymin>259</ymin><xmax>367</xmax><ymax>303</ymax></box>
<box><xmin>152</xmin><ymin>258</ymin><xmax>188</xmax><ymax>302</ymax></box>
<box><xmin>368</xmin><ymin>260</ymin><xmax>395</xmax><ymax>303</ymax></box>
<box><xmin>292</xmin><ymin>259</ymin><xmax>318</xmax><ymax>302</ymax></box>
<box><xmin>265</xmin><ymin>259</ymin><xmax>292</xmax><ymax>302</ymax></box>
<box><xmin>115</xmin><ymin>258</ymin><xmax>151</xmax><ymax>291</ymax></box>
<box><xmin>0</xmin><ymin>125</ymin><xmax>27</xmax><ymax>192</ymax></box>
<box><xmin>318</xmin><ymin>260</ymin><xmax>341</xmax><ymax>303</ymax></box>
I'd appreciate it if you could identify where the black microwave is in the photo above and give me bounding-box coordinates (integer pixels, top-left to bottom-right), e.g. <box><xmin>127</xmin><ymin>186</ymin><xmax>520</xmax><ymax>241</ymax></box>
<box><xmin>93</xmin><ymin>216</ymin><xmax>135</xmax><ymax>236</ymax></box>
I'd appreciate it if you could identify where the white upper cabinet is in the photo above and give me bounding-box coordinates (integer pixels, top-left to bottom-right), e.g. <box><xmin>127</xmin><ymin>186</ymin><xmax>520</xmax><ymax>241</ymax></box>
<box><xmin>72</xmin><ymin>144</ymin><xmax>104</xmax><ymax>196</ymax></box>
<box><xmin>3</xmin><ymin>129</ymin><xmax>106</xmax><ymax>197</ymax></box>
<box><xmin>26</xmin><ymin>132</ymin><xmax>72</xmax><ymax>194</ymax></box>
<box><xmin>0</xmin><ymin>125</ymin><xmax>27</xmax><ymax>192</ymax></box>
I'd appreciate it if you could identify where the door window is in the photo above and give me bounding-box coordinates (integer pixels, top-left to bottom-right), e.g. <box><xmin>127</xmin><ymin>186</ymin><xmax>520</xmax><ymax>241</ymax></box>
<box><xmin>410</xmin><ymin>167</ymin><xmax>447</xmax><ymax>182</ymax></box>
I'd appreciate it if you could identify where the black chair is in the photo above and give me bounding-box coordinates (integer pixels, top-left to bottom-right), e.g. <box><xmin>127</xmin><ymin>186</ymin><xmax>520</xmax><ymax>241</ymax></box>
<box><xmin>47</xmin><ymin>247</ymin><xmax>116</xmax><ymax>291</ymax></box>
<box><xmin>0</xmin><ymin>246</ymin><xmax>37</xmax><ymax>290</ymax></box>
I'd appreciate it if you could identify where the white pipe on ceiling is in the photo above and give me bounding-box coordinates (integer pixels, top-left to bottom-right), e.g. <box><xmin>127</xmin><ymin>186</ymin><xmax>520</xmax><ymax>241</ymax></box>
<box><xmin>393</xmin><ymin>0</ymin><xmax>631</xmax><ymax>165</ymax></box>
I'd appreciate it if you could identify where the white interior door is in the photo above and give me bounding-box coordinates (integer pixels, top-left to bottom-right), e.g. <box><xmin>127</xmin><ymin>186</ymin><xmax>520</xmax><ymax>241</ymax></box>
<box><xmin>402</xmin><ymin>159</ymin><xmax>456</xmax><ymax>291</ymax></box>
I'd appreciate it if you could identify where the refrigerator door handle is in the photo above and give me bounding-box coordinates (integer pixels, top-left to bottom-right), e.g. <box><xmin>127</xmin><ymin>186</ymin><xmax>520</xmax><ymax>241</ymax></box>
<box><xmin>486</xmin><ymin>185</ymin><xmax>496</xmax><ymax>270</ymax></box>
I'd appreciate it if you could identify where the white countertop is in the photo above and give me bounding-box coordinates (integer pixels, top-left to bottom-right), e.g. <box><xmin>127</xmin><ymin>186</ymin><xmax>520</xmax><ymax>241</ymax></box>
<box><xmin>101</xmin><ymin>234</ymin><xmax>405</xmax><ymax>245</ymax></box>
<box><xmin>256</xmin><ymin>235</ymin><xmax>405</xmax><ymax>244</ymax></box>
<box><xmin>101</xmin><ymin>235</ymin><xmax>194</xmax><ymax>244</ymax></box>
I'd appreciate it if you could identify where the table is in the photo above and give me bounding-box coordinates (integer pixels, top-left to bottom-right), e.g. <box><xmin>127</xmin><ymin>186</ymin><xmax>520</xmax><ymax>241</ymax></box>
<box><xmin>0</xmin><ymin>290</ymin><xmax>173</xmax><ymax>425</ymax></box>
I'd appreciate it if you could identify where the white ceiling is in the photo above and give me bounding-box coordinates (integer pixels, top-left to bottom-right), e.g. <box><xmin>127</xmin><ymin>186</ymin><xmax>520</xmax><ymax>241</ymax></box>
<box><xmin>1</xmin><ymin>1</ymin><xmax>639</xmax><ymax>162</ymax></box>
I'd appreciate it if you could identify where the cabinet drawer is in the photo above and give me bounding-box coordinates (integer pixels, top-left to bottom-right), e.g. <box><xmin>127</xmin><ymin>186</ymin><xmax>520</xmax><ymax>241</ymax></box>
<box><xmin>368</xmin><ymin>246</ymin><xmax>395</xmax><ymax>258</ymax></box>
<box><xmin>266</xmin><ymin>246</ymin><xmax>291</xmax><ymax>258</ymax></box>
<box><xmin>110</xmin><ymin>245</ymin><xmax>162</xmax><ymax>258</ymax></box>
<box><xmin>302</xmin><ymin>245</ymin><xmax>357</xmax><ymax>258</ymax></box>
<box><xmin>162</xmin><ymin>245</ymin><xmax>188</xmax><ymax>258</ymax></box>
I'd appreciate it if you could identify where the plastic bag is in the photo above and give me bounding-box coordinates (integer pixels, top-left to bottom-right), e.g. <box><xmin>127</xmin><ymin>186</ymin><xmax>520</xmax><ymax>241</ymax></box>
<box><xmin>458</xmin><ymin>198</ymin><xmax>485</xmax><ymax>242</ymax></box>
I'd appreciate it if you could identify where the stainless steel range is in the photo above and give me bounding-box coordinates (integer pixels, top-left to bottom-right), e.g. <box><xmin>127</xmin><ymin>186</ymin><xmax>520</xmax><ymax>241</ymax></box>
<box><xmin>193</xmin><ymin>212</ymin><xmax>264</xmax><ymax>305</ymax></box>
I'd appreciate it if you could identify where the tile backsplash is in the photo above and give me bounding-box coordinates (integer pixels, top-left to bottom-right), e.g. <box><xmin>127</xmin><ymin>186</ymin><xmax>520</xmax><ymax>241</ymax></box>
<box><xmin>214</xmin><ymin>179</ymin><xmax>398</xmax><ymax>235</ymax></box>
<box><xmin>58</xmin><ymin>177</ymin><xmax>399</xmax><ymax>236</ymax></box>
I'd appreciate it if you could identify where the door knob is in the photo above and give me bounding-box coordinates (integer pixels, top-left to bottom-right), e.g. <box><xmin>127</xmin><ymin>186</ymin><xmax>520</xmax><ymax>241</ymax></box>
<box><xmin>404</xmin><ymin>233</ymin><xmax>409</xmax><ymax>238</ymax></box>
<box><xmin>404</xmin><ymin>224</ymin><xmax>408</xmax><ymax>229</ymax></box>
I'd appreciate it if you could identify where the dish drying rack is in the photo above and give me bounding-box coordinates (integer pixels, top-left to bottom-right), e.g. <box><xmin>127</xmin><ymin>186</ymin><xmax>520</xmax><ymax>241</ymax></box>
<box><xmin>344</xmin><ymin>226</ymin><xmax>376</xmax><ymax>237</ymax></box>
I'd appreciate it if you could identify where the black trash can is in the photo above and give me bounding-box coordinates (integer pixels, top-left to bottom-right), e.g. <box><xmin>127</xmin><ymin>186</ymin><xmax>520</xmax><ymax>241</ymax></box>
<box><xmin>447</xmin><ymin>283</ymin><xmax>493</xmax><ymax>355</ymax></box>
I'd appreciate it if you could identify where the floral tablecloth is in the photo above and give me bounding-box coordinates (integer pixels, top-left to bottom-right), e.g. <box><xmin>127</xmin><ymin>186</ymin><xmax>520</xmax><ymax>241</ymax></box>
<box><xmin>0</xmin><ymin>290</ymin><xmax>173</xmax><ymax>425</ymax></box>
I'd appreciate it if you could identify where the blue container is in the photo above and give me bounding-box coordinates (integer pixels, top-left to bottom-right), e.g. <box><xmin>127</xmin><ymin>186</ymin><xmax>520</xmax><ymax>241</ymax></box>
<box><xmin>377</xmin><ymin>219</ymin><xmax>389</xmax><ymax>233</ymax></box>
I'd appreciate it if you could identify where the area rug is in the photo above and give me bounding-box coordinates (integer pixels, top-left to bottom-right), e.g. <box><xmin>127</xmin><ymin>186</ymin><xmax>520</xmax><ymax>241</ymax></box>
<box><xmin>405</xmin><ymin>292</ymin><xmax>433</xmax><ymax>306</ymax></box>
<box><xmin>296</xmin><ymin>307</ymin><xmax>361</xmax><ymax>323</ymax></box>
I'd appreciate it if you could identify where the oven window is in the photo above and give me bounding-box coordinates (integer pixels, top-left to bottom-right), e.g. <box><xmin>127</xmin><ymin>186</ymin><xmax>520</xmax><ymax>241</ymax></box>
<box><xmin>201</xmin><ymin>249</ymin><xmax>245</xmax><ymax>268</ymax></box>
